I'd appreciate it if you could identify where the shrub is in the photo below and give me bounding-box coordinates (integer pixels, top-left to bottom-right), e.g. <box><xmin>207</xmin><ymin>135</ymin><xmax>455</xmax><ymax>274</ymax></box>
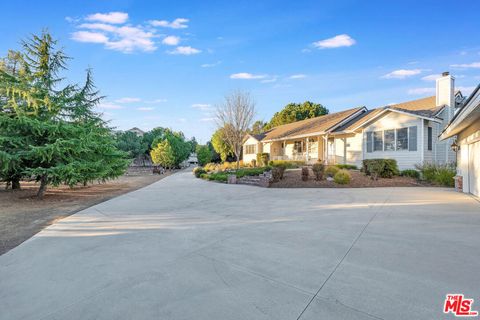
<box><xmin>251</xmin><ymin>159</ymin><xmax>257</xmax><ymax>167</ymax></box>
<box><xmin>325</xmin><ymin>166</ymin><xmax>339</xmax><ymax>178</ymax></box>
<box><xmin>235</xmin><ymin>167</ymin><xmax>271</xmax><ymax>178</ymax></box>
<box><xmin>400</xmin><ymin>169</ymin><xmax>420</xmax><ymax>179</ymax></box>
<box><xmin>335</xmin><ymin>164</ymin><xmax>358</xmax><ymax>170</ymax></box>
<box><xmin>204</xmin><ymin>162</ymin><xmax>218</xmax><ymax>172</ymax></box>
<box><xmin>362</xmin><ymin>159</ymin><xmax>399</xmax><ymax>179</ymax></box>
<box><xmin>272</xmin><ymin>167</ymin><xmax>283</xmax><ymax>182</ymax></box>
<box><xmin>268</xmin><ymin>160</ymin><xmax>305</xmax><ymax>169</ymax></box>
<box><xmin>312</xmin><ymin>162</ymin><xmax>325</xmax><ymax>180</ymax></box>
<box><xmin>334</xmin><ymin>169</ymin><xmax>351</xmax><ymax>184</ymax></box>
<box><xmin>415</xmin><ymin>162</ymin><xmax>455</xmax><ymax>187</ymax></box>
<box><xmin>301</xmin><ymin>166</ymin><xmax>309</xmax><ymax>181</ymax></box>
<box><xmin>193</xmin><ymin>167</ymin><xmax>206</xmax><ymax>178</ymax></box>
<box><xmin>256</xmin><ymin>153</ymin><xmax>270</xmax><ymax>167</ymax></box>
<box><xmin>208</xmin><ymin>172</ymin><xmax>228</xmax><ymax>182</ymax></box>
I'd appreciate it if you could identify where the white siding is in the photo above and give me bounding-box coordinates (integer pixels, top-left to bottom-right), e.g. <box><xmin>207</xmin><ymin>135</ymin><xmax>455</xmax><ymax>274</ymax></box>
<box><xmin>457</xmin><ymin>124</ymin><xmax>480</xmax><ymax>195</ymax></box>
<box><xmin>363</xmin><ymin>112</ymin><xmax>423</xmax><ymax>170</ymax></box>
<box><xmin>242</xmin><ymin>136</ymin><xmax>261</xmax><ymax>164</ymax></box>
<box><xmin>346</xmin><ymin>134</ymin><xmax>363</xmax><ymax>167</ymax></box>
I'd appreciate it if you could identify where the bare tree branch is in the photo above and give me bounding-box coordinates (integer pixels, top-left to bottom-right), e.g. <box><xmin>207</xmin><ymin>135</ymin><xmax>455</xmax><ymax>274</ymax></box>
<box><xmin>215</xmin><ymin>90</ymin><xmax>256</xmax><ymax>169</ymax></box>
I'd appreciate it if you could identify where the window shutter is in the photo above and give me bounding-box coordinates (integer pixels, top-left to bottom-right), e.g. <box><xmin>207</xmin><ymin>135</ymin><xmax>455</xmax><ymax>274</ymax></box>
<box><xmin>366</xmin><ymin>132</ymin><xmax>373</xmax><ymax>153</ymax></box>
<box><xmin>409</xmin><ymin>126</ymin><xmax>417</xmax><ymax>151</ymax></box>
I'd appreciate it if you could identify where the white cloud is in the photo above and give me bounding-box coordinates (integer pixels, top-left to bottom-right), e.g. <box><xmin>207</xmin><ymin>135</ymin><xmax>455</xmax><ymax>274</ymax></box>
<box><xmin>289</xmin><ymin>74</ymin><xmax>306</xmax><ymax>79</ymax></box>
<box><xmin>137</xmin><ymin>107</ymin><xmax>155</xmax><ymax>111</ymax></box>
<box><xmin>450</xmin><ymin>62</ymin><xmax>480</xmax><ymax>69</ymax></box>
<box><xmin>71</xmin><ymin>31</ymin><xmax>109</xmax><ymax>43</ymax></box>
<box><xmin>150</xmin><ymin>18</ymin><xmax>189</xmax><ymax>29</ymax></box>
<box><xmin>98</xmin><ymin>102</ymin><xmax>124</xmax><ymax>109</ymax></box>
<box><xmin>167</xmin><ymin>46</ymin><xmax>201</xmax><ymax>55</ymax></box>
<box><xmin>421</xmin><ymin>74</ymin><xmax>440</xmax><ymax>81</ymax></box>
<box><xmin>115</xmin><ymin>97</ymin><xmax>141</xmax><ymax>103</ymax></box>
<box><xmin>201</xmin><ymin>61</ymin><xmax>221</xmax><ymax>68</ymax></box>
<box><xmin>407</xmin><ymin>87</ymin><xmax>435</xmax><ymax>95</ymax></box>
<box><xmin>86</xmin><ymin>12</ymin><xmax>128</xmax><ymax>24</ymax></box>
<box><xmin>191</xmin><ymin>103</ymin><xmax>213</xmax><ymax>111</ymax></box>
<box><xmin>146</xmin><ymin>98</ymin><xmax>167</xmax><ymax>104</ymax></box>
<box><xmin>78</xmin><ymin>23</ymin><xmax>117</xmax><ymax>32</ymax></box>
<box><xmin>230</xmin><ymin>72</ymin><xmax>267</xmax><ymax>80</ymax></box>
<box><xmin>313</xmin><ymin>34</ymin><xmax>356</xmax><ymax>49</ymax></box>
<box><xmin>457</xmin><ymin>86</ymin><xmax>476</xmax><ymax>94</ymax></box>
<box><xmin>162</xmin><ymin>35</ymin><xmax>180</xmax><ymax>46</ymax></box>
<box><xmin>382</xmin><ymin>69</ymin><xmax>422</xmax><ymax>79</ymax></box>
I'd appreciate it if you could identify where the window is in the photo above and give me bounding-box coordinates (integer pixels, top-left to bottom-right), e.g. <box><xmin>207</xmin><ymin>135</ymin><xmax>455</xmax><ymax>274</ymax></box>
<box><xmin>384</xmin><ymin>130</ymin><xmax>395</xmax><ymax>151</ymax></box>
<box><xmin>373</xmin><ymin>131</ymin><xmax>383</xmax><ymax>151</ymax></box>
<box><xmin>245</xmin><ymin>144</ymin><xmax>256</xmax><ymax>154</ymax></box>
<box><xmin>408</xmin><ymin>126</ymin><xmax>417</xmax><ymax>151</ymax></box>
<box><xmin>427</xmin><ymin>127</ymin><xmax>433</xmax><ymax>151</ymax></box>
<box><xmin>293</xmin><ymin>141</ymin><xmax>303</xmax><ymax>153</ymax></box>
<box><xmin>366</xmin><ymin>132</ymin><xmax>373</xmax><ymax>153</ymax></box>
<box><xmin>396</xmin><ymin>128</ymin><xmax>408</xmax><ymax>150</ymax></box>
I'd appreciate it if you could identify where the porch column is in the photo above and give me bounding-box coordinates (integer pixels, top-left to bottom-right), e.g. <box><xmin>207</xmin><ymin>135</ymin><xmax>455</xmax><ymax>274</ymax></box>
<box><xmin>306</xmin><ymin>137</ymin><xmax>309</xmax><ymax>162</ymax></box>
<box><xmin>343</xmin><ymin>137</ymin><xmax>347</xmax><ymax>164</ymax></box>
<box><xmin>324</xmin><ymin>135</ymin><xmax>329</xmax><ymax>165</ymax></box>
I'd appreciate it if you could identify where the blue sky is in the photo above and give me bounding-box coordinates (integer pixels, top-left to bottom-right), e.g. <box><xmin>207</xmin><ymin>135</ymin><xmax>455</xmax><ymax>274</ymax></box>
<box><xmin>1</xmin><ymin>0</ymin><xmax>480</xmax><ymax>142</ymax></box>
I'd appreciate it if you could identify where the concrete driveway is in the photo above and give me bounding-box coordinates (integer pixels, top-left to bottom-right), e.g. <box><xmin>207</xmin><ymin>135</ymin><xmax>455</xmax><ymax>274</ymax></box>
<box><xmin>1</xmin><ymin>172</ymin><xmax>479</xmax><ymax>320</ymax></box>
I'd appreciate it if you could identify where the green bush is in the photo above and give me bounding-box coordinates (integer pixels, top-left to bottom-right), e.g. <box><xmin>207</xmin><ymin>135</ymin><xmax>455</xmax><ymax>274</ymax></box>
<box><xmin>325</xmin><ymin>166</ymin><xmax>339</xmax><ymax>178</ymax></box>
<box><xmin>207</xmin><ymin>172</ymin><xmax>228</xmax><ymax>182</ymax></box>
<box><xmin>268</xmin><ymin>160</ymin><xmax>305</xmax><ymax>169</ymax></box>
<box><xmin>235</xmin><ymin>167</ymin><xmax>271</xmax><ymax>178</ymax></box>
<box><xmin>256</xmin><ymin>153</ymin><xmax>270</xmax><ymax>167</ymax></box>
<box><xmin>193</xmin><ymin>167</ymin><xmax>207</xmax><ymax>178</ymax></box>
<box><xmin>335</xmin><ymin>164</ymin><xmax>358</xmax><ymax>170</ymax></box>
<box><xmin>312</xmin><ymin>162</ymin><xmax>325</xmax><ymax>180</ymax></box>
<box><xmin>362</xmin><ymin>159</ymin><xmax>399</xmax><ymax>179</ymax></box>
<box><xmin>415</xmin><ymin>162</ymin><xmax>455</xmax><ymax>187</ymax></box>
<box><xmin>400</xmin><ymin>169</ymin><xmax>420</xmax><ymax>179</ymax></box>
<box><xmin>334</xmin><ymin>169</ymin><xmax>351</xmax><ymax>184</ymax></box>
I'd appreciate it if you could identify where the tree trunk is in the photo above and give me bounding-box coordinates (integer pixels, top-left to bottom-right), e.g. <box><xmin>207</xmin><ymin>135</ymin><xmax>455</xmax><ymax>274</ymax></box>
<box><xmin>37</xmin><ymin>175</ymin><xmax>48</xmax><ymax>199</ymax></box>
<box><xmin>11</xmin><ymin>178</ymin><xmax>21</xmax><ymax>190</ymax></box>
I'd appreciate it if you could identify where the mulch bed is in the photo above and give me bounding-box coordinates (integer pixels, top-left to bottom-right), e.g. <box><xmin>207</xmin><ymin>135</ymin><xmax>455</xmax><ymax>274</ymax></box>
<box><xmin>271</xmin><ymin>168</ymin><xmax>428</xmax><ymax>188</ymax></box>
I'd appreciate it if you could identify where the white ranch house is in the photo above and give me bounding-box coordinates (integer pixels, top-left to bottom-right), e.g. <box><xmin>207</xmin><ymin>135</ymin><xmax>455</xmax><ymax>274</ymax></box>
<box><xmin>243</xmin><ymin>73</ymin><xmax>464</xmax><ymax>170</ymax></box>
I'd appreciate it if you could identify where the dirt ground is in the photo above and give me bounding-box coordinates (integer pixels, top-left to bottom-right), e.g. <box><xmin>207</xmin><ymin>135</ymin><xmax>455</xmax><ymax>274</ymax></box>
<box><xmin>0</xmin><ymin>167</ymin><xmax>180</xmax><ymax>256</ymax></box>
<box><xmin>271</xmin><ymin>168</ymin><xmax>427</xmax><ymax>188</ymax></box>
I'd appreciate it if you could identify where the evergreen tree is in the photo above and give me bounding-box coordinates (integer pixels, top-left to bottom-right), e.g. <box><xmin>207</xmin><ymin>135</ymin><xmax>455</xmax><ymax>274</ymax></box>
<box><xmin>265</xmin><ymin>101</ymin><xmax>328</xmax><ymax>129</ymax></box>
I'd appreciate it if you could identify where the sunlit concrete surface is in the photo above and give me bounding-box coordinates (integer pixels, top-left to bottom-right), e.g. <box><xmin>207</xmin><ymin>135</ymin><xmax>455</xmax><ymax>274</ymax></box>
<box><xmin>1</xmin><ymin>172</ymin><xmax>479</xmax><ymax>320</ymax></box>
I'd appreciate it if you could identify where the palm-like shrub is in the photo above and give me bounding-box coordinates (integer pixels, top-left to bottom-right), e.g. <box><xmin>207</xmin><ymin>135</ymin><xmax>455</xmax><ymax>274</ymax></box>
<box><xmin>334</xmin><ymin>170</ymin><xmax>351</xmax><ymax>184</ymax></box>
<box><xmin>312</xmin><ymin>163</ymin><xmax>325</xmax><ymax>180</ymax></box>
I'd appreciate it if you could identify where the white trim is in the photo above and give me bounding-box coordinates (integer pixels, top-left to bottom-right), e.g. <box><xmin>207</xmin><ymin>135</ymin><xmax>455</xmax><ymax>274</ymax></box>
<box><xmin>350</xmin><ymin>108</ymin><xmax>441</xmax><ymax>132</ymax></box>
<box><xmin>421</xmin><ymin>119</ymin><xmax>425</xmax><ymax>163</ymax></box>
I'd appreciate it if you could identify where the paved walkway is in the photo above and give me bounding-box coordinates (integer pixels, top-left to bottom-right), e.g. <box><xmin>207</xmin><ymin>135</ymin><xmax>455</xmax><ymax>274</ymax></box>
<box><xmin>1</xmin><ymin>172</ymin><xmax>479</xmax><ymax>320</ymax></box>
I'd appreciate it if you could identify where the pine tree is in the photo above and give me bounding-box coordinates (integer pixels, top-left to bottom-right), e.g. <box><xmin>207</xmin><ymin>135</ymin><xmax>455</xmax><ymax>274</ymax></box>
<box><xmin>0</xmin><ymin>31</ymin><xmax>129</xmax><ymax>198</ymax></box>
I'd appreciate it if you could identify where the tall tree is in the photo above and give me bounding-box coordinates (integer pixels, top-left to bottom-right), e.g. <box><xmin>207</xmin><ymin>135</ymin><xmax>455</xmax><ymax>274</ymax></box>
<box><xmin>151</xmin><ymin>140</ymin><xmax>175</xmax><ymax>169</ymax></box>
<box><xmin>0</xmin><ymin>31</ymin><xmax>129</xmax><ymax>197</ymax></box>
<box><xmin>195</xmin><ymin>144</ymin><xmax>212</xmax><ymax>166</ymax></box>
<box><xmin>215</xmin><ymin>90</ymin><xmax>256</xmax><ymax>169</ymax></box>
<box><xmin>249</xmin><ymin>120</ymin><xmax>267</xmax><ymax>135</ymax></box>
<box><xmin>265</xmin><ymin>101</ymin><xmax>328</xmax><ymax>129</ymax></box>
<box><xmin>211</xmin><ymin>127</ymin><xmax>234</xmax><ymax>162</ymax></box>
<box><xmin>116</xmin><ymin>131</ymin><xmax>147</xmax><ymax>159</ymax></box>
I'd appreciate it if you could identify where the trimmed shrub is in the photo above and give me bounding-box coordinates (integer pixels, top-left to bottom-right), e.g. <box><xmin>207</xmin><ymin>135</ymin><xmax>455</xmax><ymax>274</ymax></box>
<box><xmin>362</xmin><ymin>159</ymin><xmax>399</xmax><ymax>179</ymax></box>
<box><xmin>325</xmin><ymin>166</ymin><xmax>339</xmax><ymax>178</ymax></box>
<box><xmin>256</xmin><ymin>153</ymin><xmax>270</xmax><ymax>167</ymax></box>
<box><xmin>268</xmin><ymin>160</ymin><xmax>305</xmax><ymax>169</ymax></box>
<box><xmin>208</xmin><ymin>172</ymin><xmax>228</xmax><ymax>182</ymax></box>
<box><xmin>272</xmin><ymin>167</ymin><xmax>283</xmax><ymax>182</ymax></box>
<box><xmin>193</xmin><ymin>167</ymin><xmax>206</xmax><ymax>178</ymax></box>
<box><xmin>312</xmin><ymin>162</ymin><xmax>325</xmax><ymax>180</ymax></box>
<box><xmin>301</xmin><ymin>166</ymin><xmax>309</xmax><ymax>181</ymax></box>
<box><xmin>334</xmin><ymin>169</ymin><xmax>351</xmax><ymax>184</ymax></box>
<box><xmin>415</xmin><ymin>162</ymin><xmax>455</xmax><ymax>187</ymax></box>
<box><xmin>400</xmin><ymin>169</ymin><xmax>420</xmax><ymax>179</ymax></box>
<box><xmin>235</xmin><ymin>167</ymin><xmax>271</xmax><ymax>178</ymax></box>
<box><xmin>335</xmin><ymin>164</ymin><xmax>358</xmax><ymax>170</ymax></box>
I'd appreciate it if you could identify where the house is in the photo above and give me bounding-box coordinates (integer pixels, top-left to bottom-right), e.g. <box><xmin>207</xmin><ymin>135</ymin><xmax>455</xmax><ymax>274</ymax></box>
<box><xmin>243</xmin><ymin>72</ymin><xmax>465</xmax><ymax>170</ymax></box>
<box><xmin>439</xmin><ymin>84</ymin><xmax>480</xmax><ymax>197</ymax></box>
<box><xmin>127</xmin><ymin>127</ymin><xmax>145</xmax><ymax>137</ymax></box>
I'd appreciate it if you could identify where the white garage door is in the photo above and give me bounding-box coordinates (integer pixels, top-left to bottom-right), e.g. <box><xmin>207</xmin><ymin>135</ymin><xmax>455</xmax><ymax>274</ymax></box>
<box><xmin>469</xmin><ymin>141</ymin><xmax>480</xmax><ymax>197</ymax></box>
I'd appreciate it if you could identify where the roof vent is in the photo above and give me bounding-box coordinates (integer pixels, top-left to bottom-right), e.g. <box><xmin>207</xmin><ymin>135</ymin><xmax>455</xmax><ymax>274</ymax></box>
<box><xmin>442</xmin><ymin>71</ymin><xmax>450</xmax><ymax>76</ymax></box>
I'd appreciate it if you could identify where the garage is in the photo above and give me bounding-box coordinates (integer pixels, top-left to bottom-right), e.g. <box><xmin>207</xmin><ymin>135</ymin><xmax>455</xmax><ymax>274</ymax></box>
<box><xmin>440</xmin><ymin>84</ymin><xmax>480</xmax><ymax>197</ymax></box>
<box><xmin>468</xmin><ymin>141</ymin><xmax>480</xmax><ymax>196</ymax></box>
